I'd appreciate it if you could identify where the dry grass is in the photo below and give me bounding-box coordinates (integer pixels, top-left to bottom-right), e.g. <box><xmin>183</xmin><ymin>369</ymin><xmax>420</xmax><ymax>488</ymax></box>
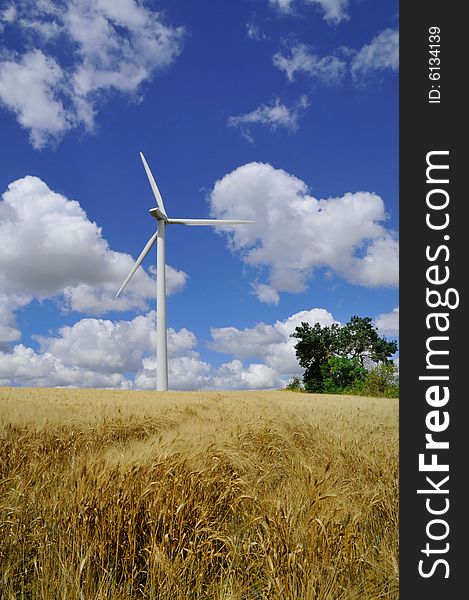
<box><xmin>0</xmin><ymin>387</ymin><xmax>398</xmax><ymax>599</ymax></box>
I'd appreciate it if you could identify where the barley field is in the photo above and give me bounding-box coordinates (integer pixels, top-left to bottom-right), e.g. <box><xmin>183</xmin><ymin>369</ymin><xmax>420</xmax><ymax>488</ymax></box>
<box><xmin>0</xmin><ymin>387</ymin><xmax>398</xmax><ymax>599</ymax></box>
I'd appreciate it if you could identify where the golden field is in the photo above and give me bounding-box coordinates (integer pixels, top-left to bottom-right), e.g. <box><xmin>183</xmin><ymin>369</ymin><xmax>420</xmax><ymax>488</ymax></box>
<box><xmin>0</xmin><ymin>387</ymin><xmax>398</xmax><ymax>599</ymax></box>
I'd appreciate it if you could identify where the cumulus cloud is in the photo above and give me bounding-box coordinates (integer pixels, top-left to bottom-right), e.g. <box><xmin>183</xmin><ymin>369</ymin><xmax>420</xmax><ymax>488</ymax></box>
<box><xmin>0</xmin><ymin>176</ymin><xmax>187</xmax><ymax>343</ymax></box>
<box><xmin>0</xmin><ymin>293</ymin><xmax>31</xmax><ymax>344</ymax></box>
<box><xmin>269</xmin><ymin>0</ymin><xmax>349</xmax><ymax>24</ymax></box>
<box><xmin>0</xmin><ymin>304</ymin><xmax>395</xmax><ymax>390</ymax></box>
<box><xmin>210</xmin><ymin>324</ymin><xmax>284</xmax><ymax>361</ymax></box>
<box><xmin>209</xmin><ymin>162</ymin><xmax>398</xmax><ymax>298</ymax></box>
<box><xmin>0</xmin><ymin>306</ymin><xmax>335</xmax><ymax>389</ymax></box>
<box><xmin>0</xmin><ymin>50</ymin><xmax>75</xmax><ymax>148</ymax></box>
<box><xmin>351</xmin><ymin>29</ymin><xmax>399</xmax><ymax>81</ymax></box>
<box><xmin>135</xmin><ymin>355</ymin><xmax>212</xmax><ymax>391</ymax></box>
<box><xmin>135</xmin><ymin>356</ymin><xmax>283</xmax><ymax>391</ymax></box>
<box><xmin>374</xmin><ymin>307</ymin><xmax>399</xmax><ymax>337</ymax></box>
<box><xmin>273</xmin><ymin>44</ymin><xmax>346</xmax><ymax>85</ymax></box>
<box><xmin>251</xmin><ymin>283</ymin><xmax>280</xmax><ymax>305</ymax></box>
<box><xmin>137</xmin><ymin>308</ymin><xmax>337</xmax><ymax>390</ymax></box>
<box><xmin>0</xmin><ymin>311</ymin><xmax>199</xmax><ymax>388</ymax></box>
<box><xmin>97</xmin><ymin>307</ymin><xmax>336</xmax><ymax>390</ymax></box>
<box><xmin>35</xmin><ymin>311</ymin><xmax>195</xmax><ymax>372</ymax></box>
<box><xmin>0</xmin><ymin>344</ymin><xmax>131</xmax><ymax>389</ymax></box>
<box><xmin>0</xmin><ymin>0</ymin><xmax>184</xmax><ymax>147</ymax></box>
<box><xmin>211</xmin><ymin>361</ymin><xmax>281</xmax><ymax>390</ymax></box>
<box><xmin>209</xmin><ymin>308</ymin><xmax>336</xmax><ymax>378</ymax></box>
<box><xmin>228</xmin><ymin>95</ymin><xmax>308</xmax><ymax>141</ymax></box>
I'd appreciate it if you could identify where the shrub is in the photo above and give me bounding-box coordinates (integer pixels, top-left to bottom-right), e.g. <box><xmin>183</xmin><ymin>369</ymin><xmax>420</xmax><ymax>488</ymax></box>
<box><xmin>286</xmin><ymin>377</ymin><xmax>304</xmax><ymax>391</ymax></box>
<box><xmin>362</xmin><ymin>363</ymin><xmax>399</xmax><ymax>398</ymax></box>
<box><xmin>321</xmin><ymin>356</ymin><xmax>367</xmax><ymax>394</ymax></box>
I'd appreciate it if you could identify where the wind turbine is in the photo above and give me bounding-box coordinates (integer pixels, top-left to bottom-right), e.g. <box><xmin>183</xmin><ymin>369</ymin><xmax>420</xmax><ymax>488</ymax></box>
<box><xmin>116</xmin><ymin>152</ymin><xmax>254</xmax><ymax>391</ymax></box>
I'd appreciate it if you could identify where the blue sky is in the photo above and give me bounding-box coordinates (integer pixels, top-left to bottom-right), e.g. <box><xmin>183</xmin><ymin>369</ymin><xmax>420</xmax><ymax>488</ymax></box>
<box><xmin>0</xmin><ymin>0</ymin><xmax>398</xmax><ymax>390</ymax></box>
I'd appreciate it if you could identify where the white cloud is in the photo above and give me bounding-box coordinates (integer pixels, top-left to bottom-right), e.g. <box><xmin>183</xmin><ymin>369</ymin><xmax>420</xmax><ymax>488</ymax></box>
<box><xmin>274</xmin><ymin>30</ymin><xmax>398</xmax><ymax>88</ymax></box>
<box><xmin>211</xmin><ymin>360</ymin><xmax>281</xmax><ymax>390</ymax></box>
<box><xmin>228</xmin><ymin>96</ymin><xmax>308</xmax><ymax>141</ymax></box>
<box><xmin>209</xmin><ymin>308</ymin><xmax>336</xmax><ymax>378</ymax></box>
<box><xmin>351</xmin><ymin>236</ymin><xmax>399</xmax><ymax>287</ymax></box>
<box><xmin>351</xmin><ymin>29</ymin><xmax>399</xmax><ymax>81</ymax></box>
<box><xmin>246</xmin><ymin>22</ymin><xmax>266</xmax><ymax>41</ymax></box>
<box><xmin>251</xmin><ymin>283</ymin><xmax>280</xmax><ymax>305</ymax></box>
<box><xmin>2</xmin><ymin>173</ymin><xmax>363</xmax><ymax>390</ymax></box>
<box><xmin>0</xmin><ymin>50</ymin><xmax>75</xmax><ymax>148</ymax></box>
<box><xmin>0</xmin><ymin>311</ymin><xmax>198</xmax><ymax>388</ymax></box>
<box><xmin>137</xmin><ymin>308</ymin><xmax>336</xmax><ymax>390</ymax></box>
<box><xmin>35</xmin><ymin>311</ymin><xmax>195</xmax><ymax>373</ymax></box>
<box><xmin>273</xmin><ymin>44</ymin><xmax>346</xmax><ymax>85</ymax></box>
<box><xmin>209</xmin><ymin>162</ymin><xmax>398</xmax><ymax>297</ymax></box>
<box><xmin>135</xmin><ymin>355</ymin><xmax>212</xmax><ymax>391</ymax></box>
<box><xmin>0</xmin><ymin>176</ymin><xmax>187</xmax><ymax>343</ymax></box>
<box><xmin>0</xmin><ymin>343</ymin><xmax>131</xmax><ymax>388</ymax></box>
<box><xmin>209</xmin><ymin>324</ymin><xmax>285</xmax><ymax>361</ymax></box>
<box><xmin>269</xmin><ymin>0</ymin><xmax>349</xmax><ymax>24</ymax></box>
<box><xmin>269</xmin><ymin>0</ymin><xmax>295</xmax><ymax>13</ymax></box>
<box><xmin>374</xmin><ymin>307</ymin><xmax>399</xmax><ymax>337</ymax></box>
<box><xmin>0</xmin><ymin>293</ymin><xmax>31</xmax><ymax>344</ymax></box>
<box><xmin>61</xmin><ymin>263</ymin><xmax>187</xmax><ymax>315</ymax></box>
<box><xmin>135</xmin><ymin>356</ymin><xmax>283</xmax><ymax>391</ymax></box>
<box><xmin>35</xmin><ymin>314</ymin><xmax>151</xmax><ymax>374</ymax></box>
<box><xmin>311</xmin><ymin>0</ymin><xmax>349</xmax><ymax>24</ymax></box>
<box><xmin>0</xmin><ymin>0</ymin><xmax>184</xmax><ymax>147</ymax></box>
<box><xmin>0</xmin><ymin>5</ymin><xmax>17</xmax><ymax>28</ymax></box>
<box><xmin>0</xmin><ymin>306</ymin><xmax>334</xmax><ymax>389</ymax></box>
<box><xmin>0</xmin><ymin>305</ymin><xmax>393</xmax><ymax>390</ymax></box>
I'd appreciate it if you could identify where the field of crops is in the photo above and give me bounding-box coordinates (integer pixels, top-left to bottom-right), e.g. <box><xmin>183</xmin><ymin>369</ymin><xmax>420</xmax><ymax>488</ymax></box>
<box><xmin>0</xmin><ymin>387</ymin><xmax>398</xmax><ymax>599</ymax></box>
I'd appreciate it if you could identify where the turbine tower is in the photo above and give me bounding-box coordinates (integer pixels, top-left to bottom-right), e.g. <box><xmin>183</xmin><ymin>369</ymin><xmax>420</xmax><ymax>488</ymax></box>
<box><xmin>116</xmin><ymin>153</ymin><xmax>254</xmax><ymax>391</ymax></box>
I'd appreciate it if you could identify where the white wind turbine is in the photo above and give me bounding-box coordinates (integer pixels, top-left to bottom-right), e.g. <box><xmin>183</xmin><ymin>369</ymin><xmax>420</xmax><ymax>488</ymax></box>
<box><xmin>116</xmin><ymin>152</ymin><xmax>254</xmax><ymax>391</ymax></box>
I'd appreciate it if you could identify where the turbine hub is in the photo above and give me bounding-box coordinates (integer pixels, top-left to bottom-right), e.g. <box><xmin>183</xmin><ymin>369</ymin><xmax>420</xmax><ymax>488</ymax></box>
<box><xmin>149</xmin><ymin>207</ymin><xmax>168</xmax><ymax>221</ymax></box>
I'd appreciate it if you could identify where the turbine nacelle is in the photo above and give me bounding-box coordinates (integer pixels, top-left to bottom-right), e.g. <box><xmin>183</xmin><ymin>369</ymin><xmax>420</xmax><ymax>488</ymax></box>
<box><xmin>149</xmin><ymin>207</ymin><xmax>168</xmax><ymax>221</ymax></box>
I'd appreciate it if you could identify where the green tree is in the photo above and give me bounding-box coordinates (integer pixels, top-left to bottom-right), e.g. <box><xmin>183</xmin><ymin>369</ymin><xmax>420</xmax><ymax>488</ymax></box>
<box><xmin>291</xmin><ymin>321</ymin><xmax>340</xmax><ymax>392</ymax></box>
<box><xmin>336</xmin><ymin>316</ymin><xmax>397</xmax><ymax>366</ymax></box>
<box><xmin>291</xmin><ymin>316</ymin><xmax>397</xmax><ymax>393</ymax></box>
<box><xmin>321</xmin><ymin>356</ymin><xmax>367</xmax><ymax>393</ymax></box>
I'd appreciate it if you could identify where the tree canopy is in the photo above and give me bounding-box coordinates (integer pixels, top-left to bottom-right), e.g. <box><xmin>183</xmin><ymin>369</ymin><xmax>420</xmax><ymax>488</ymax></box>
<box><xmin>291</xmin><ymin>316</ymin><xmax>398</xmax><ymax>394</ymax></box>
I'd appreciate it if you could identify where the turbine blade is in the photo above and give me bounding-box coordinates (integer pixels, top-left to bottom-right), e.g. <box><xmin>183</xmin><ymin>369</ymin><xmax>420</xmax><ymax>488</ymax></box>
<box><xmin>168</xmin><ymin>218</ymin><xmax>255</xmax><ymax>226</ymax></box>
<box><xmin>116</xmin><ymin>232</ymin><xmax>157</xmax><ymax>297</ymax></box>
<box><xmin>140</xmin><ymin>152</ymin><xmax>167</xmax><ymax>216</ymax></box>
